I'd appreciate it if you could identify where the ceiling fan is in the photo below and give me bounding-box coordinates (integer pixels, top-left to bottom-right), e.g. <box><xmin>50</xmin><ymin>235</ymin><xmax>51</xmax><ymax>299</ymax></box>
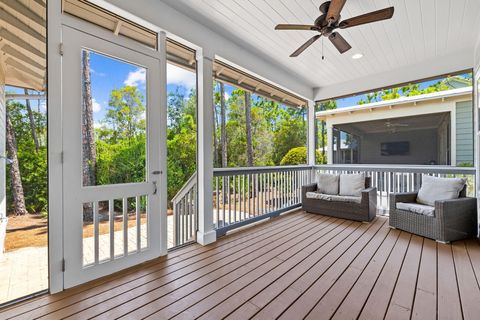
<box><xmin>385</xmin><ymin>120</ymin><xmax>409</xmax><ymax>133</ymax></box>
<box><xmin>275</xmin><ymin>0</ymin><xmax>394</xmax><ymax>57</ymax></box>
<box><xmin>385</xmin><ymin>120</ymin><xmax>409</xmax><ymax>128</ymax></box>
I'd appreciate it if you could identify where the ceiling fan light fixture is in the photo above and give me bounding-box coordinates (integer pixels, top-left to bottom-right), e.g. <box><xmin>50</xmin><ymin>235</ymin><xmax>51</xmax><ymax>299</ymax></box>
<box><xmin>352</xmin><ymin>53</ymin><xmax>363</xmax><ymax>59</ymax></box>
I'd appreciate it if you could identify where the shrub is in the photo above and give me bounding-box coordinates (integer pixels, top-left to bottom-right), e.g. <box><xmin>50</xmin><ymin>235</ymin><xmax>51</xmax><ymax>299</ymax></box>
<box><xmin>280</xmin><ymin>147</ymin><xmax>325</xmax><ymax>165</ymax></box>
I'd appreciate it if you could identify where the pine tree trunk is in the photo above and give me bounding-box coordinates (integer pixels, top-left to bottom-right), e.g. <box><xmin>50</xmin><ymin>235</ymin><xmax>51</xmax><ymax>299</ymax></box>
<box><xmin>213</xmin><ymin>85</ymin><xmax>218</xmax><ymax>167</ymax></box>
<box><xmin>6</xmin><ymin>113</ymin><xmax>28</xmax><ymax>215</ymax></box>
<box><xmin>245</xmin><ymin>91</ymin><xmax>254</xmax><ymax>167</ymax></box>
<box><xmin>24</xmin><ymin>89</ymin><xmax>40</xmax><ymax>153</ymax></box>
<box><xmin>220</xmin><ymin>82</ymin><xmax>227</xmax><ymax>168</ymax></box>
<box><xmin>321</xmin><ymin>120</ymin><xmax>325</xmax><ymax>159</ymax></box>
<box><xmin>82</xmin><ymin>50</ymin><xmax>96</xmax><ymax>220</ymax></box>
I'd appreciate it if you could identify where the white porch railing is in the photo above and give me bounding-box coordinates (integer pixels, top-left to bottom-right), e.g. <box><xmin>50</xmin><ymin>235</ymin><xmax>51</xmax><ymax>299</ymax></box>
<box><xmin>213</xmin><ymin>165</ymin><xmax>312</xmax><ymax>236</ymax></box>
<box><xmin>171</xmin><ymin>172</ymin><xmax>197</xmax><ymax>247</ymax></box>
<box><xmin>314</xmin><ymin>164</ymin><xmax>476</xmax><ymax>213</ymax></box>
<box><xmin>171</xmin><ymin>164</ymin><xmax>476</xmax><ymax>246</ymax></box>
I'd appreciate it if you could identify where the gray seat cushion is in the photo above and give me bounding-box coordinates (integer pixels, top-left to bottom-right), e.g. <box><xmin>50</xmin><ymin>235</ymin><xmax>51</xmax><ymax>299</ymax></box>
<box><xmin>339</xmin><ymin>173</ymin><xmax>365</xmax><ymax>197</ymax></box>
<box><xmin>306</xmin><ymin>192</ymin><xmax>362</xmax><ymax>204</ymax></box>
<box><xmin>416</xmin><ymin>175</ymin><xmax>466</xmax><ymax>206</ymax></box>
<box><xmin>316</xmin><ymin>173</ymin><xmax>339</xmax><ymax>195</ymax></box>
<box><xmin>396</xmin><ymin>202</ymin><xmax>435</xmax><ymax>217</ymax></box>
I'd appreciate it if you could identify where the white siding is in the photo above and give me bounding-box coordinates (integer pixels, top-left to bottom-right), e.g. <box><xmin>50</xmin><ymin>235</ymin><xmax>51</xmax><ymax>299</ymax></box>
<box><xmin>456</xmin><ymin>101</ymin><xmax>474</xmax><ymax>165</ymax></box>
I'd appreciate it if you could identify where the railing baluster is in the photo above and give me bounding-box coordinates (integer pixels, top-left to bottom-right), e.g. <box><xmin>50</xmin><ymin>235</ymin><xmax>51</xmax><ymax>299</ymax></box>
<box><xmin>123</xmin><ymin>197</ymin><xmax>128</xmax><ymax>257</ymax></box>
<box><xmin>109</xmin><ymin>199</ymin><xmax>114</xmax><ymax>261</ymax></box>
<box><xmin>94</xmin><ymin>201</ymin><xmax>99</xmax><ymax>265</ymax></box>
<box><xmin>136</xmin><ymin>196</ymin><xmax>141</xmax><ymax>252</ymax></box>
<box><xmin>216</xmin><ymin>176</ymin><xmax>219</xmax><ymax>228</ymax></box>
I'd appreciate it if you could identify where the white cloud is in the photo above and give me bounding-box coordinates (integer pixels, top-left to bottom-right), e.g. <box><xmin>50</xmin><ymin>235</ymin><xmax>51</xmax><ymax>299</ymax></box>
<box><xmin>90</xmin><ymin>68</ymin><xmax>106</xmax><ymax>77</ymax></box>
<box><xmin>124</xmin><ymin>68</ymin><xmax>146</xmax><ymax>87</ymax></box>
<box><xmin>167</xmin><ymin>64</ymin><xmax>196</xmax><ymax>90</ymax></box>
<box><xmin>92</xmin><ymin>98</ymin><xmax>102</xmax><ymax>113</ymax></box>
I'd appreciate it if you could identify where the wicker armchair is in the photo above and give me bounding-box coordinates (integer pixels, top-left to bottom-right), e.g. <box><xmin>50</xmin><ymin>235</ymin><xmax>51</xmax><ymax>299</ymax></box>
<box><xmin>389</xmin><ymin>186</ymin><xmax>477</xmax><ymax>243</ymax></box>
<box><xmin>301</xmin><ymin>177</ymin><xmax>376</xmax><ymax>222</ymax></box>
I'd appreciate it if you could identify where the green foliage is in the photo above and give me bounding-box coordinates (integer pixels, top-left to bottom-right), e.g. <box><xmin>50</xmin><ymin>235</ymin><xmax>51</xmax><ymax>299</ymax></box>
<box><xmin>457</xmin><ymin>162</ymin><xmax>474</xmax><ymax>167</ymax></box>
<box><xmin>357</xmin><ymin>75</ymin><xmax>472</xmax><ymax>104</ymax></box>
<box><xmin>166</xmin><ymin>89</ymin><xmax>197</xmax><ymax>203</ymax></box>
<box><xmin>6</xmin><ymin>101</ymin><xmax>47</xmax><ymax>214</ymax></box>
<box><xmin>280</xmin><ymin>147</ymin><xmax>325</xmax><ymax>165</ymax></box>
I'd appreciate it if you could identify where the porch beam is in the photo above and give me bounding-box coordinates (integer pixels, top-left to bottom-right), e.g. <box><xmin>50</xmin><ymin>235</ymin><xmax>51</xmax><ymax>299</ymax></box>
<box><xmin>0</xmin><ymin>9</ymin><xmax>46</xmax><ymax>43</ymax></box>
<box><xmin>0</xmin><ymin>28</ymin><xmax>46</xmax><ymax>59</ymax></box>
<box><xmin>196</xmin><ymin>52</ymin><xmax>216</xmax><ymax>245</ymax></box>
<box><xmin>5</xmin><ymin>93</ymin><xmax>45</xmax><ymax>100</ymax></box>
<box><xmin>307</xmin><ymin>100</ymin><xmax>316</xmax><ymax>165</ymax></box>
<box><xmin>0</xmin><ymin>0</ymin><xmax>46</xmax><ymax>27</ymax></box>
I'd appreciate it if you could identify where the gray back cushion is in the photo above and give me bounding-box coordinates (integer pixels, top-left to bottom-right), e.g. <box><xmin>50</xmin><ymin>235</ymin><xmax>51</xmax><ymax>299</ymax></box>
<box><xmin>339</xmin><ymin>173</ymin><xmax>365</xmax><ymax>197</ymax></box>
<box><xmin>417</xmin><ymin>175</ymin><xmax>467</xmax><ymax>206</ymax></box>
<box><xmin>316</xmin><ymin>173</ymin><xmax>339</xmax><ymax>195</ymax></box>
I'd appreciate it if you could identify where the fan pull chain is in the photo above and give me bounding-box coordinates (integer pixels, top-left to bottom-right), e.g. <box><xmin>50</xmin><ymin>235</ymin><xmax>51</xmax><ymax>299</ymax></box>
<box><xmin>322</xmin><ymin>37</ymin><xmax>325</xmax><ymax>60</ymax></box>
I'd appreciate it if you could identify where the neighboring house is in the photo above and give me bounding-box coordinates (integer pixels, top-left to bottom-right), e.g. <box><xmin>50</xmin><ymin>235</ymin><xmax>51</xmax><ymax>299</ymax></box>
<box><xmin>316</xmin><ymin>87</ymin><xmax>473</xmax><ymax>166</ymax></box>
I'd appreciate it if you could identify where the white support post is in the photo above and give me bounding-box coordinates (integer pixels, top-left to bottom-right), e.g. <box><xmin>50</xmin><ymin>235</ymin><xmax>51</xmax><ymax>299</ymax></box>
<box><xmin>158</xmin><ymin>31</ymin><xmax>168</xmax><ymax>255</ymax></box>
<box><xmin>48</xmin><ymin>0</ymin><xmax>64</xmax><ymax>293</ymax></box>
<box><xmin>196</xmin><ymin>52</ymin><xmax>216</xmax><ymax>245</ymax></box>
<box><xmin>0</xmin><ymin>52</ymin><xmax>6</xmax><ymax>260</ymax></box>
<box><xmin>307</xmin><ymin>100</ymin><xmax>316</xmax><ymax>166</ymax></box>
<box><xmin>327</xmin><ymin>124</ymin><xmax>333</xmax><ymax>164</ymax></box>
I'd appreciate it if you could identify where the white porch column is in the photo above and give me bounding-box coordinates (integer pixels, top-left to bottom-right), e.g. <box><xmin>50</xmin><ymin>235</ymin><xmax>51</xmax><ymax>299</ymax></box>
<box><xmin>307</xmin><ymin>100</ymin><xmax>316</xmax><ymax>166</ymax></box>
<box><xmin>327</xmin><ymin>124</ymin><xmax>333</xmax><ymax>164</ymax></box>
<box><xmin>196</xmin><ymin>52</ymin><xmax>216</xmax><ymax>245</ymax></box>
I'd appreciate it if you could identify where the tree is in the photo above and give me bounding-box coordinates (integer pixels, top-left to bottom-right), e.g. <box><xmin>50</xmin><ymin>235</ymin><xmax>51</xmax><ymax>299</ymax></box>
<box><xmin>24</xmin><ymin>89</ymin><xmax>39</xmax><ymax>153</ymax></box>
<box><xmin>317</xmin><ymin>100</ymin><xmax>337</xmax><ymax>159</ymax></box>
<box><xmin>82</xmin><ymin>50</ymin><xmax>96</xmax><ymax>188</ymax></box>
<box><xmin>106</xmin><ymin>86</ymin><xmax>145</xmax><ymax>141</ymax></box>
<box><xmin>6</xmin><ymin>111</ymin><xmax>28</xmax><ymax>215</ymax></box>
<box><xmin>220</xmin><ymin>82</ymin><xmax>227</xmax><ymax>168</ymax></box>
<box><xmin>212</xmin><ymin>82</ymin><xmax>219</xmax><ymax>167</ymax></box>
<box><xmin>245</xmin><ymin>91</ymin><xmax>254</xmax><ymax>167</ymax></box>
<box><xmin>81</xmin><ymin>51</ymin><xmax>97</xmax><ymax>220</ymax></box>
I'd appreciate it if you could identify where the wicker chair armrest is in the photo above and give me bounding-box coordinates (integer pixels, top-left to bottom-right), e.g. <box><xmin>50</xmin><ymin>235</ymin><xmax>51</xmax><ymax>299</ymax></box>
<box><xmin>390</xmin><ymin>192</ymin><xmax>418</xmax><ymax>204</ymax></box>
<box><xmin>361</xmin><ymin>187</ymin><xmax>377</xmax><ymax>202</ymax></box>
<box><xmin>301</xmin><ymin>183</ymin><xmax>318</xmax><ymax>202</ymax></box>
<box><xmin>302</xmin><ymin>183</ymin><xmax>317</xmax><ymax>193</ymax></box>
<box><xmin>435</xmin><ymin>197</ymin><xmax>477</xmax><ymax>220</ymax></box>
<box><xmin>361</xmin><ymin>187</ymin><xmax>377</xmax><ymax>219</ymax></box>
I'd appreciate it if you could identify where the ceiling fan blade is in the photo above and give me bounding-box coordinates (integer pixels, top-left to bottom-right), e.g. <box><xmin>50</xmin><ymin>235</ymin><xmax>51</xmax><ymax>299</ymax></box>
<box><xmin>290</xmin><ymin>35</ymin><xmax>321</xmax><ymax>57</ymax></box>
<box><xmin>275</xmin><ymin>24</ymin><xmax>317</xmax><ymax>31</ymax></box>
<box><xmin>339</xmin><ymin>7</ymin><xmax>394</xmax><ymax>29</ymax></box>
<box><xmin>328</xmin><ymin>32</ymin><xmax>351</xmax><ymax>54</ymax></box>
<box><xmin>326</xmin><ymin>0</ymin><xmax>347</xmax><ymax>23</ymax></box>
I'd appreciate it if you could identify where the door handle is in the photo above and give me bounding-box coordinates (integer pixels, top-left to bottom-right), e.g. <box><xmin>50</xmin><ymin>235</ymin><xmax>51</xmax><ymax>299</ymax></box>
<box><xmin>152</xmin><ymin>181</ymin><xmax>157</xmax><ymax>195</ymax></box>
<box><xmin>152</xmin><ymin>170</ymin><xmax>162</xmax><ymax>175</ymax></box>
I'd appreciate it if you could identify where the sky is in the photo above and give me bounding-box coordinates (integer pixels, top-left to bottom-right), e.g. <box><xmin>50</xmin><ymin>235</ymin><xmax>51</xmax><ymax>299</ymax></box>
<box><xmin>88</xmin><ymin>51</ymin><xmax>199</xmax><ymax>124</ymax></box>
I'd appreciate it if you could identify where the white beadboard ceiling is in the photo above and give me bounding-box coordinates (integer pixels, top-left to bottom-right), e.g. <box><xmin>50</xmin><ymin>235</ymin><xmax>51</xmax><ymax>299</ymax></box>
<box><xmin>162</xmin><ymin>0</ymin><xmax>480</xmax><ymax>100</ymax></box>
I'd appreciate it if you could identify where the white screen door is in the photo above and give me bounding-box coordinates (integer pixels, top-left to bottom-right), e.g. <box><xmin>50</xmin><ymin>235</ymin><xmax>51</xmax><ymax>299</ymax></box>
<box><xmin>61</xmin><ymin>26</ymin><xmax>164</xmax><ymax>288</ymax></box>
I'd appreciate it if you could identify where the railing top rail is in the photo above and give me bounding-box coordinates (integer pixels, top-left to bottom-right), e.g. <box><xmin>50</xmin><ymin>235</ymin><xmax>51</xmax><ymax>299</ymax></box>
<box><xmin>171</xmin><ymin>171</ymin><xmax>197</xmax><ymax>203</ymax></box>
<box><xmin>314</xmin><ymin>164</ymin><xmax>476</xmax><ymax>175</ymax></box>
<box><xmin>213</xmin><ymin>165</ymin><xmax>312</xmax><ymax>176</ymax></box>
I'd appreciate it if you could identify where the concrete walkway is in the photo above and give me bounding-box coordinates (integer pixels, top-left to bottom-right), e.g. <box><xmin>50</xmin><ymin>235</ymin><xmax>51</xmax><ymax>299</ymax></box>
<box><xmin>0</xmin><ymin>215</ymin><xmax>176</xmax><ymax>305</ymax></box>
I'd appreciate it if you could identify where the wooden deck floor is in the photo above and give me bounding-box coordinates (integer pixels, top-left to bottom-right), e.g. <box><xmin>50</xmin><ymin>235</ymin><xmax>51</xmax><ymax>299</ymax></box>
<box><xmin>1</xmin><ymin>210</ymin><xmax>480</xmax><ymax>319</ymax></box>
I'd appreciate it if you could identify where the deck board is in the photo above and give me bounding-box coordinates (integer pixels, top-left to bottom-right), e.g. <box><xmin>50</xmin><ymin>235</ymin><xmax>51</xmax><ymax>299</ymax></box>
<box><xmin>1</xmin><ymin>210</ymin><xmax>479</xmax><ymax>320</ymax></box>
